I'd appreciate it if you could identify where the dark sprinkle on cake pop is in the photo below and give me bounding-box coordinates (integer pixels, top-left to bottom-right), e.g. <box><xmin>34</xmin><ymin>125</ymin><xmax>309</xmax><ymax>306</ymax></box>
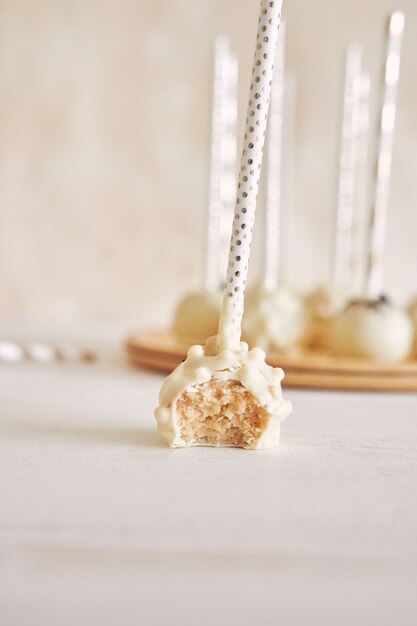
<box><xmin>346</xmin><ymin>294</ymin><xmax>390</xmax><ymax>311</ymax></box>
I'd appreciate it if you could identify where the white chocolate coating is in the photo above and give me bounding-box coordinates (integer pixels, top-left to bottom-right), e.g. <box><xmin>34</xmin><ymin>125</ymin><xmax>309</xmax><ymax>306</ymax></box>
<box><xmin>304</xmin><ymin>285</ymin><xmax>350</xmax><ymax>351</ymax></box>
<box><xmin>155</xmin><ymin>336</ymin><xmax>292</xmax><ymax>449</ymax></box>
<box><xmin>330</xmin><ymin>298</ymin><xmax>413</xmax><ymax>362</ymax></box>
<box><xmin>408</xmin><ymin>299</ymin><xmax>417</xmax><ymax>358</ymax></box>
<box><xmin>173</xmin><ymin>290</ymin><xmax>222</xmax><ymax>346</ymax></box>
<box><xmin>242</xmin><ymin>283</ymin><xmax>306</xmax><ymax>354</ymax></box>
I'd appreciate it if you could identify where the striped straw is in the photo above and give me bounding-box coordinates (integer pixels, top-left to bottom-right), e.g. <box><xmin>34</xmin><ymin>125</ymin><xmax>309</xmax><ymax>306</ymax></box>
<box><xmin>333</xmin><ymin>43</ymin><xmax>362</xmax><ymax>289</ymax></box>
<box><xmin>205</xmin><ymin>37</ymin><xmax>238</xmax><ymax>292</ymax></box>
<box><xmin>263</xmin><ymin>21</ymin><xmax>286</xmax><ymax>291</ymax></box>
<box><xmin>367</xmin><ymin>11</ymin><xmax>405</xmax><ymax>299</ymax></box>
<box><xmin>217</xmin><ymin>0</ymin><xmax>283</xmax><ymax>351</ymax></box>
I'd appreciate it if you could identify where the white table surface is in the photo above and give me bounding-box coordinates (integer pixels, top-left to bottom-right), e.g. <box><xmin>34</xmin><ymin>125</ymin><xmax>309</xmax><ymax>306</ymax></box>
<box><xmin>1</xmin><ymin>323</ymin><xmax>417</xmax><ymax>626</ymax></box>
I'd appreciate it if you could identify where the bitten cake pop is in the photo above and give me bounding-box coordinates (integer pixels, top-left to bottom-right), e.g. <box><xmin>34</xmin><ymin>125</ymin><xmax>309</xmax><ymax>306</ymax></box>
<box><xmin>330</xmin><ymin>296</ymin><xmax>412</xmax><ymax>362</ymax></box>
<box><xmin>156</xmin><ymin>0</ymin><xmax>292</xmax><ymax>449</ymax></box>
<box><xmin>155</xmin><ymin>334</ymin><xmax>291</xmax><ymax>449</ymax></box>
<box><xmin>241</xmin><ymin>22</ymin><xmax>306</xmax><ymax>354</ymax></box>
<box><xmin>173</xmin><ymin>37</ymin><xmax>238</xmax><ymax>346</ymax></box>
<box><xmin>304</xmin><ymin>44</ymin><xmax>363</xmax><ymax>351</ymax></box>
<box><xmin>330</xmin><ymin>12</ymin><xmax>413</xmax><ymax>363</ymax></box>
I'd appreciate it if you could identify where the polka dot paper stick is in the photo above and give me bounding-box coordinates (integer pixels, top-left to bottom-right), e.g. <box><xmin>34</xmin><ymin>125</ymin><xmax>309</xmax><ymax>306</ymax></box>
<box><xmin>351</xmin><ymin>72</ymin><xmax>371</xmax><ymax>293</ymax></box>
<box><xmin>264</xmin><ymin>20</ymin><xmax>286</xmax><ymax>291</ymax></box>
<box><xmin>217</xmin><ymin>0</ymin><xmax>283</xmax><ymax>351</ymax></box>
<box><xmin>367</xmin><ymin>11</ymin><xmax>405</xmax><ymax>299</ymax></box>
<box><xmin>333</xmin><ymin>43</ymin><xmax>362</xmax><ymax>289</ymax></box>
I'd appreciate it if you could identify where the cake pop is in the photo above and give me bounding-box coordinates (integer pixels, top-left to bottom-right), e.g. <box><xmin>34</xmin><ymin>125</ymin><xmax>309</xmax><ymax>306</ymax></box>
<box><xmin>330</xmin><ymin>296</ymin><xmax>413</xmax><ymax>362</ymax></box>
<box><xmin>156</xmin><ymin>0</ymin><xmax>291</xmax><ymax>449</ymax></box>
<box><xmin>303</xmin><ymin>285</ymin><xmax>350</xmax><ymax>351</ymax></box>
<box><xmin>243</xmin><ymin>282</ymin><xmax>305</xmax><ymax>353</ymax></box>
<box><xmin>155</xmin><ymin>335</ymin><xmax>291</xmax><ymax>449</ymax></box>
<box><xmin>330</xmin><ymin>12</ymin><xmax>411</xmax><ymax>363</ymax></box>
<box><xmin>172</xmin><ymin>289</ymin><xmax>222</xmax><ymax>346</ymax></box>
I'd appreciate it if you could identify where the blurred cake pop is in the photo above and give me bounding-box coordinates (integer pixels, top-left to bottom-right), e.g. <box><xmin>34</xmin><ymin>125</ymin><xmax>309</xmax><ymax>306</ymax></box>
<box><xmin>303</xmin><ymin>284</ymin><xmax>350</xmax><ymax>351</ymax></box>
<box><xmin>156</xmin><ymin>0</ymin><xmax>291</xmax><ymax>449</ymax></box>
<box><xmin>173</xmin><ymin>289</ymin><xmax>223</xmax><ymax>346</ymax></box>
<box><xmin>173</xmin><ymin>36</ymin><xmax>238</xmax><ymax>347</ymax></box>
<box><xmin>243</xmin><ymin>282</ymin><xmax>305</xmax><ymax>353</ymax></box>
<box><xmin>330</xmin><ymin>296</ymin><xmax>412</xmax><ymax>362</ymax></box>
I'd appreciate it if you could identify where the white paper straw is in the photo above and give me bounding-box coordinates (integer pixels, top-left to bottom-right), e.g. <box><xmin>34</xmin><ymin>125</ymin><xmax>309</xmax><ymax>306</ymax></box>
<box><xmin>219</xmin><ymin>52</ymin><xmax>239</xmax><ymax>286</ymax></box>
<box><xmin>351</xmin><ymin>72</ymin><xmax>371</xmax><ymax>292</ymax></box>
<box><xmin>217</xmin><ymin>0</ymin><xmax>283</xmax><ymax>350</ymax></box>
<box><xmin>205</xmin><ymin>36</ymin><xmax>238</xmax><ymax>291</ymax></box>
<box><xmin>333</xmin><ymin>43</ymin><xmax>362</xmax><ymax>288</ymax></box>
<box><xmin>367</xmin><ymin>11</ymin><xmax>405</xmax><ymax>299</ymax></box>
<box><xmin>263</xmin><ymin>21</ymin><xmax>286</xmax><ymax>291</ymax></box>
<box><xmin>280</xmin><ymin>72</ymin><xmax>297</xmax><ymax>285</ymax></box>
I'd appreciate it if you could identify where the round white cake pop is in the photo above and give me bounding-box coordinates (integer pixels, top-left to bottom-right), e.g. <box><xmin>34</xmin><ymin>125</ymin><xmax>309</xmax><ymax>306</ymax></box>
<box><xmin>330</xmin><ymin>296</ymin><xmax>413</xmax><ymax>362</ymax></box>
<box><xmin>303</xmin><ymin>285</ymin><xmax>350</xmax><ymax>351</ymax></box>
<box><xmin>407</xmin><ymin>299</ymin><xmax>417</xmax><ymax>358</ymax></box>
<box><xmin>173</xmin><ymin>290</ymin><xmax>222</xmax><ymax>346</ymax></box>
<box><xmin>242</xmin><ymin>282</ymin><xmax>305</xmax><ymax>354</ymax></box>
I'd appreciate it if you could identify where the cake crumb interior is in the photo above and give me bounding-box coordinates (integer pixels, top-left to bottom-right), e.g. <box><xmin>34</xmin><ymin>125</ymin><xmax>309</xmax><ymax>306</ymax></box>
<box><xmin>175</xmin><ymin>378</ymin><xmax>268</xmax><ymax>447</ymax></box>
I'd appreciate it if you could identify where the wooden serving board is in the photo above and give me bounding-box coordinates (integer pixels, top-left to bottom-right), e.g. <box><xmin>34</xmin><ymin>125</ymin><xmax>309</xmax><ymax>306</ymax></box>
<box><xmin>126</xmin><ymin>329</ymin><xmax>417</xmax><ymax>392</ymax></box>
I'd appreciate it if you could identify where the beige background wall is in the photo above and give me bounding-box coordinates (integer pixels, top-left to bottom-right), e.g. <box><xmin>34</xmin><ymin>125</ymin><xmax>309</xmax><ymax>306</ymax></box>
<box><xmin>1</xmin><ymin>0</ymin><xmax>416</xmax><ymax>327</ymax></box>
